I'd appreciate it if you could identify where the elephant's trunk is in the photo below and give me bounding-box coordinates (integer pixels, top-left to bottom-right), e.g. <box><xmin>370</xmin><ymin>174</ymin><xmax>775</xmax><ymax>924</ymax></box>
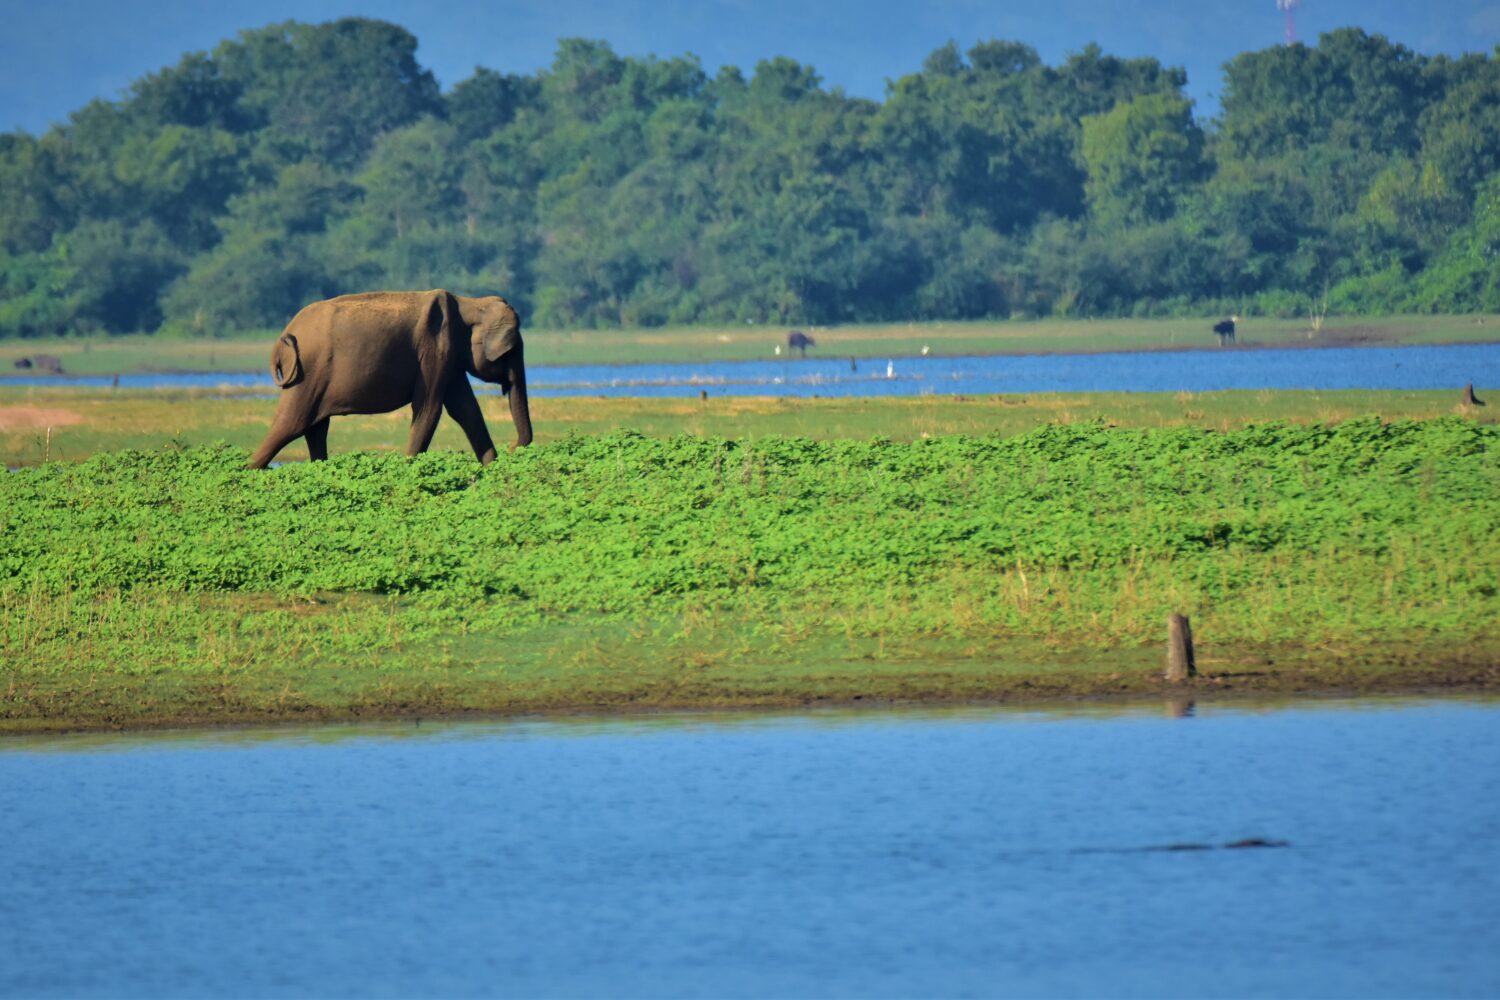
<box><xmin>508</xmin><ymin>353</ymin><xmax>533</xmax><ymax>449</ymax></box>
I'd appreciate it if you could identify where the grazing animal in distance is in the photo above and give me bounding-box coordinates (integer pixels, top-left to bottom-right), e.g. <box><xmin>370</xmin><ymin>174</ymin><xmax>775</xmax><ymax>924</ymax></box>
<box><xmin>13</xmin><ymin>355</ymin><xmax>65</xmax><ymax>373</ymax></box>
<box><xmin>1213</xmin><ymin>316</ymin><xmax>1237</xmax><ymax>346</ymax></box>
<box><xmin>1462</xmin><ymin>383</ymin><xmax>1485</xmax><ymax>407</ymax></box>
<box><xmin>787</xmin><ymin>330</ymin><xmax>815</xmax><ymax>357</ymax></box>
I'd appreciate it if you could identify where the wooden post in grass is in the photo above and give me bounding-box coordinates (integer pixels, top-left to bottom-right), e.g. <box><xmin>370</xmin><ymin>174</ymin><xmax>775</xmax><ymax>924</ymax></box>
<box><xmin>1166</xmin><ymin>614</ymin><xmax>1196</xmax><ymax>681</ymax></box>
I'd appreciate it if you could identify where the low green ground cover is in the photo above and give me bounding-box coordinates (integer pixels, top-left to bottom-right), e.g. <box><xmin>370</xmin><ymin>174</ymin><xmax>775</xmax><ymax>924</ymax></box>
<box><xmin>3</xmin><ymin>419</ymin><xmax>1498</xmax><ymax>729</ymax></box>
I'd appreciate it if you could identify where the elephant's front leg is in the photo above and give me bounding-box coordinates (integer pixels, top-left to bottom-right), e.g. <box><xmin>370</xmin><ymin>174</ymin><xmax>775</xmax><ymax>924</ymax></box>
<box><xmin>443</xmin><ymin>379</ymin><xmax>497</xmax><ymax>464</ymax></box>
<box><xmin>405</xmin><ymin>397</ymin><xmax>445</xmax><ymax>456</ymax></box>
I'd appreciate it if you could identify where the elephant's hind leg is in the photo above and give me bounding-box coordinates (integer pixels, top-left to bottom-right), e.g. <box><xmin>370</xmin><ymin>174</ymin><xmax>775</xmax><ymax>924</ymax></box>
<box><xmin>249</xmin><ymin>399</ymin><xmax>314</xmax><ymax>469</ymax></box>
<box><xmin>305</xmin><ymin>417</ymin><xmax>331</xmax><ymax>461</ymax></box>
<box><xmin>249</xmin><ymin>423</ymin><xmax>300</xmax><ymax>469</ymax></box>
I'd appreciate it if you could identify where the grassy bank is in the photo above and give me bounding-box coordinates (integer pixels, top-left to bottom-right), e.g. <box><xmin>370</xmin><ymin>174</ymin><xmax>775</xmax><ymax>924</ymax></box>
<box><xmin>2</xmin><ymin>385</ymin><xmax>1495</xmax><ymax>468</ymax></box>
<box><xmin>2</xmin><ymin>313</ymin><xmax>1497</xmax><ymax>375</ymax></box>
<box><xmin>3</xmin><ymin>419</ymin><xmax>1498</xmax><ymax>731</ymax></box>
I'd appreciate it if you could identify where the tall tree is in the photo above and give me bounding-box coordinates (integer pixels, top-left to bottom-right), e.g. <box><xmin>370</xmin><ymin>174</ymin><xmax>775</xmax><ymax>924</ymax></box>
<box><xmin>1081</xmin><ymin>93</ymin><xmax>1206</xmax><ymax>226</ymax></box>
<box><xmin>216</xmin><ymin>19</ymin><xmax>442</xmax><ymax>169</ymax></box>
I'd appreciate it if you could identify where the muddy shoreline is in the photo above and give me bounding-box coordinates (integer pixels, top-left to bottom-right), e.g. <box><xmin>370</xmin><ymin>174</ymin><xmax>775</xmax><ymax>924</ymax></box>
<box><xmin>6</xmin><ymin>657</ymin><xmax>1496</xmax><ymax>737</ymax></box>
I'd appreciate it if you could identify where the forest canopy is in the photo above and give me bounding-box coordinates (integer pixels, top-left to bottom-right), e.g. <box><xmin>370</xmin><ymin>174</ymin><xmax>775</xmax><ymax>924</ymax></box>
<box><xmin>1</xmin><ymin>18</ymin><xmax>1497</xmax><ymax>337</ymax></box>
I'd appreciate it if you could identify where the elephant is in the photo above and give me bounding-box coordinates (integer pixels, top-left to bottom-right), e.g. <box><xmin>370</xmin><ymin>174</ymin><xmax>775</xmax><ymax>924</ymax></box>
<box><xmin>249</xmin><ymin>289</ymin><xmax>532</xmax><ymax>469</ymax></box>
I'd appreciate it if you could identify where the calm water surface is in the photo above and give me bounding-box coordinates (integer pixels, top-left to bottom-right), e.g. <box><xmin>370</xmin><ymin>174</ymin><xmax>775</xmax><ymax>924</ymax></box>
<box><xmin>2</xmin><ymin>698</ymin><xmax>1498</xmax><ymax>998</ymax></box>
<box><xmin>5</xmin><ymin>342</ymin><xmax>1499</xmax><ymax>396</ymax></box>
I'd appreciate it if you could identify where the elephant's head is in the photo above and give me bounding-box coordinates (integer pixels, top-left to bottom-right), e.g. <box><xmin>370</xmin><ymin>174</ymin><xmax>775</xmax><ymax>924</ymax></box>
<box><xmin>461</xmin><ymin>294</ymin><xmax>532</xmax><ymax>449</ymax></box>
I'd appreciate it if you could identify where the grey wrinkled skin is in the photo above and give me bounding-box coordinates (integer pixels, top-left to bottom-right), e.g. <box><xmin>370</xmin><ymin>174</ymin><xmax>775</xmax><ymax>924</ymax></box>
<box><xmin>249</xmin><ymin>289</ymin><xmax>532</xmax><ymax>469</ymax></box>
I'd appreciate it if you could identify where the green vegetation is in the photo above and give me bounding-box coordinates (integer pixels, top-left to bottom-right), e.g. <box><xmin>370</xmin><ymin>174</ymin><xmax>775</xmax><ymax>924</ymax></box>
<box><xmin>3</xmin><ymin>22</ymin><xmax>1500</xmax><ymax>341</ymax></box>
<box><xmin>4</xmin><ymin>418</ymin><xmax>1497</xmax><ymax>730</ymax></box>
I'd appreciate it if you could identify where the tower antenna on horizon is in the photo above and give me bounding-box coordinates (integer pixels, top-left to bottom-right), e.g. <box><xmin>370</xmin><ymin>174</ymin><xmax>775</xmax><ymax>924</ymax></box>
<box><xmin>1276</xmin><ymin>0</ymin><xmax>1302</xmax><ymax>45</ymax></box>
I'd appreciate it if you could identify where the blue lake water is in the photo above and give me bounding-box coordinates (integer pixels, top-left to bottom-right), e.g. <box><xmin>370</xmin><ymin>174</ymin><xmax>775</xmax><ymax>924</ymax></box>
<box><xmin>4</xmin><ymin>342</ymin><xmax>1499</xmax><ymax>397</ymax></box>
<box><xmin>2</xmin><ymin>697</ymin><xmax>1498</xmax><ymax>998</ymax></box>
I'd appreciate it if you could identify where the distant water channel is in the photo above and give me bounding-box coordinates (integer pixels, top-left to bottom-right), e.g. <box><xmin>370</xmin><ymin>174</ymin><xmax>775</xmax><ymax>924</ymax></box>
<box><xmin>6</xmin><ymin>342</ymin><xmax>1500</xmax><ymax>397</ymax></box>
<box><xmin>3</xmin><ymin>697</ymin><xmax>1498</xmax><ymax>998</ymax></box>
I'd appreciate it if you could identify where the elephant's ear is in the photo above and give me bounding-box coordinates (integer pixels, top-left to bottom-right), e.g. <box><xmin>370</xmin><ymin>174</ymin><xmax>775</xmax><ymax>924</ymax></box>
<box><xmin>478</xmin><ymin>298</ymin><xmax>521</xmax><ymax>362</ymax></box>
<box><xmin>428</xmin><ymin>289</ymin><xmax>456</xmax><ymax>342</ymax></box>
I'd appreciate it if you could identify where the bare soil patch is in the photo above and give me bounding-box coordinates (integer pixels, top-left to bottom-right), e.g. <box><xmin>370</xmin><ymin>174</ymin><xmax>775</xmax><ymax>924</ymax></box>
<box><xmin>0</xmin><ymin>406</ymin><xmax>84</xmax><ymax>432</ymax></box>
<box><xmin>1308</xmin><ymin>325</ymin><xmax>1389</xmax><ymax>347</ymax></box>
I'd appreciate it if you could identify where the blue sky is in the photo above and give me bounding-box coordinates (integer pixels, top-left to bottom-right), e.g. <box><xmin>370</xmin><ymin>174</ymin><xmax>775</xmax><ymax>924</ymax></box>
<box><xmin>1</xmin><ymin>0</ymin><xmax>1496</xmax><ymax>134</ymax></box>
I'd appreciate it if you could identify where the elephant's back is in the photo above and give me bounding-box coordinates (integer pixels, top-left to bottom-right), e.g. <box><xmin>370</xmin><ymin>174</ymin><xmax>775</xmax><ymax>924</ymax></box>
<box><xmin>285</xmin><ymin>292</ymin><xmax>445</xmax><ymax>417</ymax></box>
<box><xmin>299</xmin><ymin>291</ymin><xmax>432</xmax><ymax>332</ymax></box>
<box><xmin>290</xmin><ymin>294</ymin><xmax>434</xmax><ymax>363</ymax></box>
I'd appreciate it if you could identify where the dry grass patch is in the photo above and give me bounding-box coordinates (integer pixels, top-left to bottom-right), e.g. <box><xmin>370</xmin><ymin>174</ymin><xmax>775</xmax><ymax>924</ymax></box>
<box><xmin>0</xmin><ymin>406</ymin><xmax>84</xmax><ymax>432</ymax></box>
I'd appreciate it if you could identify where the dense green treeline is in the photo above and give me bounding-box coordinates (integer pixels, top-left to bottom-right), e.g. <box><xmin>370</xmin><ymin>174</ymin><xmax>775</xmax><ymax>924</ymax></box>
<box><xmin>2</xmin><ymin>19</ymin><xmax>1498</xmax><ymax>338</ymax></box>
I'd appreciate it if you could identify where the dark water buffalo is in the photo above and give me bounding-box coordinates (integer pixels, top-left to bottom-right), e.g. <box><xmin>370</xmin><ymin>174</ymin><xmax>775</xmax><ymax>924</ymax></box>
<box><xmin>787</xmin><ymin>330</ymin><xmax>816</xmax><ymax>357</ymax></box>
<box><xmin>1213</xmin><ymin>317</ymin><xmax>1237</xmax><ymax>346</ymax></box>
<box><xmin>14</xmin><ymin>355</ymin><xmax>64</xmax><ymax>373</ymax></box>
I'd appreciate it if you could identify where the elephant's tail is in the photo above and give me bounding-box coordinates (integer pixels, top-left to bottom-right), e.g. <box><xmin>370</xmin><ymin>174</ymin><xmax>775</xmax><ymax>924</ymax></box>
<box><xmin>271</xmin><ymin>333</ymin><xmax>302</xmax><ymax>388</ymax></box>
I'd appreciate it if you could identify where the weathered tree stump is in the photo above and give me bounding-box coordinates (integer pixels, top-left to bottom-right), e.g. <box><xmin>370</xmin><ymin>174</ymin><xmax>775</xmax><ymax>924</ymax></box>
<box><xmin>1166</xmin><ymin>614</ymin><xmax>1196</xmax><ymax>681</ymax></box>
<box><xmin>1462</xmin><ymin>383</ymin><xmax>1485</xmax><ymax>406</ymax></box>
